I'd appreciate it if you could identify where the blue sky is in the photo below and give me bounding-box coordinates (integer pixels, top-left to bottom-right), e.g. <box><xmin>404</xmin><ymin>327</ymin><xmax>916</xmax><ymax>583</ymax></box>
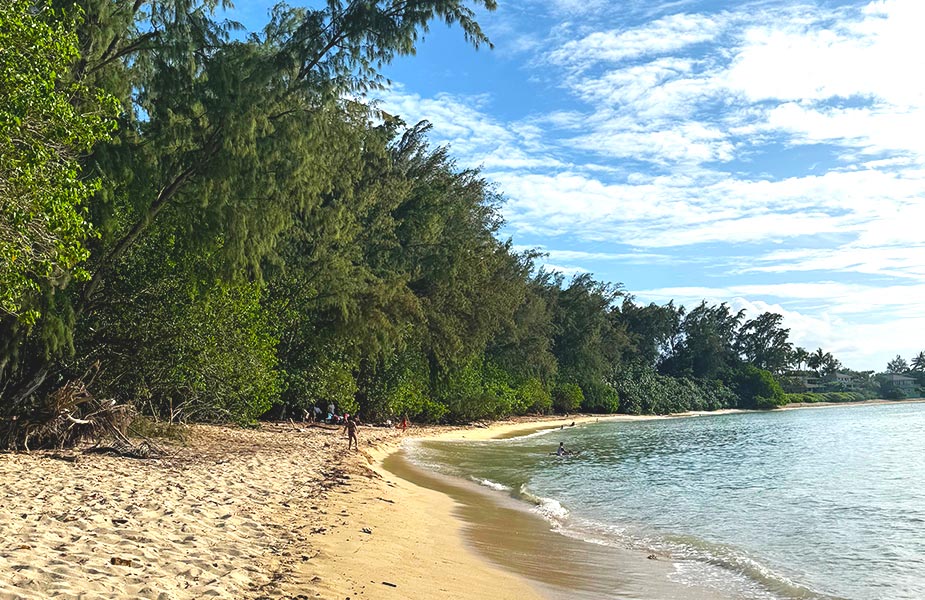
<box><xmin>230</xmin><ymin>0</ymin><xmax>925</xmax><ymax>371</ymax></box>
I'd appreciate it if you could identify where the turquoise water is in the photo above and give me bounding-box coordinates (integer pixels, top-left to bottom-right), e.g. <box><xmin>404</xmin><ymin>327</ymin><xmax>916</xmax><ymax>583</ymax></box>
<box><xmin>406</xmin><ymin>403</ymin><xmax>925</xmax><ymax>600</ymax></box>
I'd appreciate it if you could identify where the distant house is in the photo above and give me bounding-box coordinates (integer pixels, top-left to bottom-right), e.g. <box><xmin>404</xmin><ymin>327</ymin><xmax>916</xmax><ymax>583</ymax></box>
<box><xmin>832</xmin><ymin>372</ymin><xmax>860</xmax><ymax>390</ymax></box>
<box><xmin>884</xmin><ymin>373</ymin><xmax>916</xmax><ymax>389</ymax></box>
<box><xmin>781</xmin><ymin>371</ymin><xmax>822</xmax><ymax>393</ymax></box>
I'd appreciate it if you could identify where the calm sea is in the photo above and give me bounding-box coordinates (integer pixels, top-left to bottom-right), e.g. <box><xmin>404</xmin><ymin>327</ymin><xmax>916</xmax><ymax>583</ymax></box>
<box><xmin>405</xmin><ymin>403</ymin><xmax>925</xmax><ymax>600</ymax></box>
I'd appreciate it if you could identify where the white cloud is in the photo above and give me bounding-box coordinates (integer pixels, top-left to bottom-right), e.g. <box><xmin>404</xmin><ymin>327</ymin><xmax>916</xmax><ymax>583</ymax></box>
<box><xmin>746</xmin><ymin>245</ymin><xmax>925</xmax><ymax>280</ymax></box>
<box><xmin>726</xmin><ymin>1</ymin><xmax>925</xmax><ymax>107</ymax></box>
<box><xmin>548</xmin><ymin>13</ymin><xmax>724</xmax><ymax>68</ymax></box>
<box><xmin>377</xmin><ymin>88</ymin><xmax>565</xmax><ymax>171</ymax></box>
<box><xmin>369</xmin><ymin>0</ymin><xmax>925</xmax><ymax>371</ymax></box>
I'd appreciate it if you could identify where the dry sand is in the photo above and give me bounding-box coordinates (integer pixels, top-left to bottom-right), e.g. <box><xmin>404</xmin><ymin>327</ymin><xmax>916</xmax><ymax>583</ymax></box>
<box><xmin>0</xmin><ymin>417</ymin><xmax>576</xmax><ymax>600</ymax></box>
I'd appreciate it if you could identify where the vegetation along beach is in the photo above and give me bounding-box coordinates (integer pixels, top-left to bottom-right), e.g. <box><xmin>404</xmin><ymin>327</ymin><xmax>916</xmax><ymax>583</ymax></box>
<box><xmin>2</xmin><ymin>0</ymin><xmax>924</xmax><ymax>599</ymax></box>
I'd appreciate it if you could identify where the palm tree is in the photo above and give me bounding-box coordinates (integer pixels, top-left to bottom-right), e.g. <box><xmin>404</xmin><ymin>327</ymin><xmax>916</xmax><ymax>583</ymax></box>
<box><xmin>807</xmin><ymin>348</ymin><xmax>826</xmax><ymax>376</ymax></box>
<box><xmin>792</xmin><ymin>347</ymin><xmax>809</xmax><ymax>372</ymax></box>
<box><xmin>911</xmin><ymin>351</ymin><xmax>925</xmax><ymax>373</ymax></box>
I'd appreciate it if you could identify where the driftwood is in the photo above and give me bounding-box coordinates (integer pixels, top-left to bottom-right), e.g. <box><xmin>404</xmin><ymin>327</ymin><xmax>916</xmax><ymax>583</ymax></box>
<box><xmin>1</xmin><ymin>364</ymin><xmax>163</xmax><ymax>457</ymax></box>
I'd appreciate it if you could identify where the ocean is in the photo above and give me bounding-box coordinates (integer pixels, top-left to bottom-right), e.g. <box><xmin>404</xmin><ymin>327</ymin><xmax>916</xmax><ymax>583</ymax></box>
<box><xmin>396</xmin><ymin>402</ymin><xmax>925</xmax><ymax>600</ymax></box>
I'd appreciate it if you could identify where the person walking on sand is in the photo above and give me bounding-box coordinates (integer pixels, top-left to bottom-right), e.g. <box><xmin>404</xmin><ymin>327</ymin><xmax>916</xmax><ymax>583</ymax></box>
<box><xmin>344</xmin><ymin>416</ymin><xmax>359</xmax><ymax>451</ymax></box>
<box><xmin>399</xmin><ymin>414</ymin><xmax>408</xmax><ymax>432</ymax></box>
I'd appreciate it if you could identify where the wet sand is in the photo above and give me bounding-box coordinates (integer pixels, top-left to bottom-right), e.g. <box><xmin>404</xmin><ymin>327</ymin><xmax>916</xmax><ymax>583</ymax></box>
<box><xmin>382</xmin><ymin>416</ymin><xmax>740</xmax><ymax>600</ymax></box>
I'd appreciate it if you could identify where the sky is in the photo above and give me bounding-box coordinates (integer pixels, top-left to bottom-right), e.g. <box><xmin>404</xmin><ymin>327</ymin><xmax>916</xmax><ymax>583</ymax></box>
<box><xmin>229</xmin><ymin>0</ymin><xmax>925</xmax><ymax>372</ymax></box>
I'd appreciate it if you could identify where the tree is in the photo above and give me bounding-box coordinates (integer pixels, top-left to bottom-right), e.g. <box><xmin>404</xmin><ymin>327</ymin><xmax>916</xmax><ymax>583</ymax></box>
<box><xmin>549</xmin><ymin>273</ymin><xmax>625</xmax><ymax>412</ymax></box>
<box><xmin>735</xmin><ymin>312</ymin><xmax>793</xmax><ymax>375</ymax></box>
<box><xmin>662</xmin><ymin>301</ymin><xmax>743</xmax><ymax>379</ymax></box>
<box><xmin>0</xmin><ymin>0</ymin><xmax>116</xmax><ymax>338</ymax></box>
<box><xmin>734</xmin><ymin>365</ymin><xmax>785</xmax><ymax>409</ymax></box>
<box><xmin>910</xmin><ymin>351</ymin><xmax>925</xmax><ymax>373</ymax></box>
<box><xmin>2</xmin><ymin>0</ymin><xmax>499</xmax><ymax>417</ymax></box>
<box><xmin>807</xmin><ymin>348</ymin><xmax>826</xmax><ymax>376</ymax></box>
<box><xmin>552</xmin><ymin>383</ymin><xmax>583</xmax><ymax>414</ymax></box>
<box><xmin>73</xmin><ymin>0</ymin><xmax>498</xmax><ymax>316</ymax></box>
<box><xmin>617</xmin><ymin>298</ymin><xmax>683</xmax><ymax>368</ymax></box>
<box><xmin>886</xmin><ymin>355</ymin><xmax>909</xmax><ymax>374</ymax></box>
<box><xmin>791</xmin><ymin>347</ymin><xmax>809</xmax><ymax>371</ymax></box>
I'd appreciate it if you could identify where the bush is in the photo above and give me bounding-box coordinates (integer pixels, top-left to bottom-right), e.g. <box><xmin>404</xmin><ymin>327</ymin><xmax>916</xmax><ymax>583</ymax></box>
<box><xmin>515</xmin><ymin>378</ymin><xmax>552</xmax><ymax>414</ymax></box>
<box><xmin>755</xmin><ymin>396</ymin><xmax>779</xmax><ymax>410</ymax></box>
<box><xmin>552</xmin><ymin>383</ymin><xmax>584</xmax><ymax>413</ymax></box>
<box><xmin>610</xmin><ymin>367</ymin><xmax>738</xmax><ymax>415</ymax></box>
<box><xmin>128</xmin><ymin>416</ymin><xmax>190</xmax><ymax>444</ymax></box>
<box><xmin>580</xmin><ymin>379</ymin><xmax>619</xmax><ymax>413</ymax></box>
<box><xmin>733</xmin><ymin>366</ymin><xmax>785</xmax><ymax>409</ymax></box>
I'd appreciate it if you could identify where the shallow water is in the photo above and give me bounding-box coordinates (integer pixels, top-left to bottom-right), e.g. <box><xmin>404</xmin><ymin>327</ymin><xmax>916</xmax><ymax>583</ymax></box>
<box><xmin>404</xmin><ymin>403</ymin><xmax>925</xmax><ymax>600</ymax></box>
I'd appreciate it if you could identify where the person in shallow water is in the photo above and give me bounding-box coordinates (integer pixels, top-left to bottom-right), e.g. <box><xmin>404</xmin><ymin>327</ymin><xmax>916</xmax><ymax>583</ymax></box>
<box><xmin>556</xmin><ymin>442</ymin><xmax>571</xmax><ymax>456</ymax></box>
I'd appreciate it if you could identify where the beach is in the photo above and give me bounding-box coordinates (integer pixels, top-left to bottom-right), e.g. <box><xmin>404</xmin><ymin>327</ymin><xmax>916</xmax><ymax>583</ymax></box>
<box><xmin>0</xmin><ymin>417</ymin><xmax>584</xmax><ymax>600</ymax></box>
<box><xmin>4</xmin><ymin>401</ymin><xmax>923</xmax><ymax>599</ymax></box>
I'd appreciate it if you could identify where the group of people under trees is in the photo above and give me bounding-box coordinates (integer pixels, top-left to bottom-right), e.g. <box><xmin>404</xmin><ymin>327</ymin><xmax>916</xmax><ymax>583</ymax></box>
<box><xmin>304</xmin><ymin>402</ymin><xmax>409</xmax><ymax>451</ymax></box>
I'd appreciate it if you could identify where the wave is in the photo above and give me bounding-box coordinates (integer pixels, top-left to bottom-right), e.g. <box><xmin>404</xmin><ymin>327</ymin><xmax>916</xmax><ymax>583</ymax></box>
<box><xmin>518</xmin><ymin>484</ymin><xmax>570</xmax><ymax>521</ymax></box>
<box><xmin>471</xmin><ymin>477</ymin><xmax>511</xmax><ymax>492</ymax></box>
<box><xmin>538</xmin><ymin>513</ymin><xmax>841</xmax><ymax>600</ymax></box>
<box><xmin>656</xmin><ymin>534</ymin><xmax>843</xmax><ymax>600</ymax></box>
<box><xmin>509</xmin><ymin>426</ymin><xmax>563</xmax><ymax>440</ymax></box>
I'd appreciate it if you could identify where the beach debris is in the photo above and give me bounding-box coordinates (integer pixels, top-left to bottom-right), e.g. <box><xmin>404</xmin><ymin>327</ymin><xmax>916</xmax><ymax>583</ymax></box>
<box><xmin>382</xmin><ymin>581</ymin><xmax>397</xmax><ymax>587</ymax></box>
<box><xmin>361</xmin><ymin>527</ymin><xmax>372</xmax><ymax>534</ymax></box>
<box><xmin>647</xmin><ymin>554</ymin><xmax>658</xmax><ymax>560</ymax></box>
<box><xmin>376</xmin><ymin>496</ymin><xmax>394</xmax><ymax>503</ymax></box>
<box><xmin>110</xmin><ymin>556</ymin><xmax>137</xmax><ymax>567</ymax></box>
<box><xmin>2</xmin><ymin>362</ymin><xmax>164</xmax><ymax>457</ymax></box>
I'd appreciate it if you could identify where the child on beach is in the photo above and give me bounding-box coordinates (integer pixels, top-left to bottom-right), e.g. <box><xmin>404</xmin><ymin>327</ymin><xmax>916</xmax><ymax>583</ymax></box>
<box><xmin>344</xmin><ymin>416</ymin><xmax>359</xmax><ymax>451</ymax></box>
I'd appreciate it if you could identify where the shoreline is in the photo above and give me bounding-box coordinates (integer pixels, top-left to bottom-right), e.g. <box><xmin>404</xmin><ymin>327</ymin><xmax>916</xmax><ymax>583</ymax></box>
<box><xmin>336</xmin><ymin>399</ymin><xmax>925</xmax><ymax>599</ymax></box>
<box><xmin>2</xmin><ymin>399</ymin><xmax>922</xmax><ymax>599</ymax></box>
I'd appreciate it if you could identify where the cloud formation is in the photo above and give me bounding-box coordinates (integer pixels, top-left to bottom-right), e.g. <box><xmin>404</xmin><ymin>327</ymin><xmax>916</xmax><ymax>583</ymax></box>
<box><xmin>375</xmin><ymin>0</ymin><xmax>925</xmax><ymax>369</ymax></box>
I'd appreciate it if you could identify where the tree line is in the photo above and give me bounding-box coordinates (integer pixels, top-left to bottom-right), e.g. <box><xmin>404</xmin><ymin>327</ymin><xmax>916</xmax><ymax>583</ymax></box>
<box><xmin>1</xmin><ymin>1</ymin><xmax>916</xmax><ymax>434</ymax></box>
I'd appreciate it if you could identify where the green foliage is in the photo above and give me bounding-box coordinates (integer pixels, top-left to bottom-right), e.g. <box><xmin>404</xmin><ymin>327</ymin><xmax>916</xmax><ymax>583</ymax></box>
<box><xmin>515</xmin><ymin>378</ymin><xmax>552</xmax><ymax>414</ymax></box>
<box><xmin>80</xmin><ymin>235</ymin><xmax>281</xmax><ymax>425</ymax></box>
<box><xmin>807</xmin><ymin>348</ymin><xmax>841</xmax><ymax>377</ymax></box>
<box><xmin>733</xmin><ymin>365</ymin><xmax>785</xmax><ymax>409</ymax></box>
<box><xmin>782</xmin><ymin>391</ymin><xmax>870</xmax><ymax>404</ymax></box>
<box><xmin>886</xmin><ymin>355</ymin><xmax>909</xmax><ymax>374</ymax></box>
<box><xmin>735</xmin><ymin>313</ymin><xmax>793</xmax><ymax>375</ymax></box>
<box><xmin>612</xmin><ymin>367</ymin><xmax>738</xmax><ymax>415</ymax></box>
<box><xmin>0</xmin><ymin>0</ymin><xmax>116</xmax><ymax>324</ymax></box>
<box><xmin>617</xmin><ymin>298</ymin><xmax>683</xmax><ymax>368</ymax></box>
<box><xmin>127</xmin><ymin>415</ymin><xmax>190</xmax><ymax>444</ymax></box>
<box><xmin>4</xmin><ymin>0</ymin><xmax>902</xmax><ymax>430</ymax></box>
<box><xmin>552</xmin><ymin>383</ymin><xmax>584</xmax><ymax>414</ymax></box>
<box><xmin>578</xmin><ymin>379</ymin><xmax>620</xmax><ymax>414</ymax></box>
<box><xmin>661</xmin><ymin>302</ymin><xmax>743</xmax><ymax>380</ymax></box>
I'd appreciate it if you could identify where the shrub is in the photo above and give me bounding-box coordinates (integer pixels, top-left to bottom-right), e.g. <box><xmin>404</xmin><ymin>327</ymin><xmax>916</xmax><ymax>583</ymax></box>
<box><xmin>552</xmin><ymin>383</ymin><xmax>584</xmax><ymax>413</ymax></box>
<box><xmin>580</xmin><ymin>379</ymin><xmax>619</xmax><ymax>413</ymax></box>
<box><xmin>515</xmin><ymin>378</ymin><xmax>552</xmax><ymax>414</ymax></box>
<box><xmin>733</xmin><ymin>365</ymin><xmax>785</xmax><ymax>409</ymax></box>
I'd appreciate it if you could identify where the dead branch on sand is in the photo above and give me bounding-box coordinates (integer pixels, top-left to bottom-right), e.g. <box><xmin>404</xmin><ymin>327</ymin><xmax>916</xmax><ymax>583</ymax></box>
<box><xmin>1</xmin><ymin>364</ymin><xmax>163</xmax><ymax>457</ymax></box>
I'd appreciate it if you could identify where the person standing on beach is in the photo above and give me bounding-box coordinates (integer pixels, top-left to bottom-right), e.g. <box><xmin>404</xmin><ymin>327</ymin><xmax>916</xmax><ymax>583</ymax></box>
<box><xmin>345</xmin><ymin>416</ymin><xmax>359</xmax><ymax>451</ymax></box>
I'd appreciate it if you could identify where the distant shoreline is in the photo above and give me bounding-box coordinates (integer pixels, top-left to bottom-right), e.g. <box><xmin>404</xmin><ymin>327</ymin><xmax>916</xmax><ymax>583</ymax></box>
<box><xmin>780</xmin><ymin>396</ymin><xmax>925</xmax><ymax>410</ymax></box>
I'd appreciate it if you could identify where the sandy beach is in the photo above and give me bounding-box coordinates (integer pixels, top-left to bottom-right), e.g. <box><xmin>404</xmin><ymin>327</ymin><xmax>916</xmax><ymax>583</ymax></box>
<box><xmin>4</xmin><ymin>401</ymin><xmax>921</xmax><ymax>599</ymax></box>
<box><xmin>0</xmin><ymin>417</ymin><xmax>585</xmax><ymax>600</ymax></box>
